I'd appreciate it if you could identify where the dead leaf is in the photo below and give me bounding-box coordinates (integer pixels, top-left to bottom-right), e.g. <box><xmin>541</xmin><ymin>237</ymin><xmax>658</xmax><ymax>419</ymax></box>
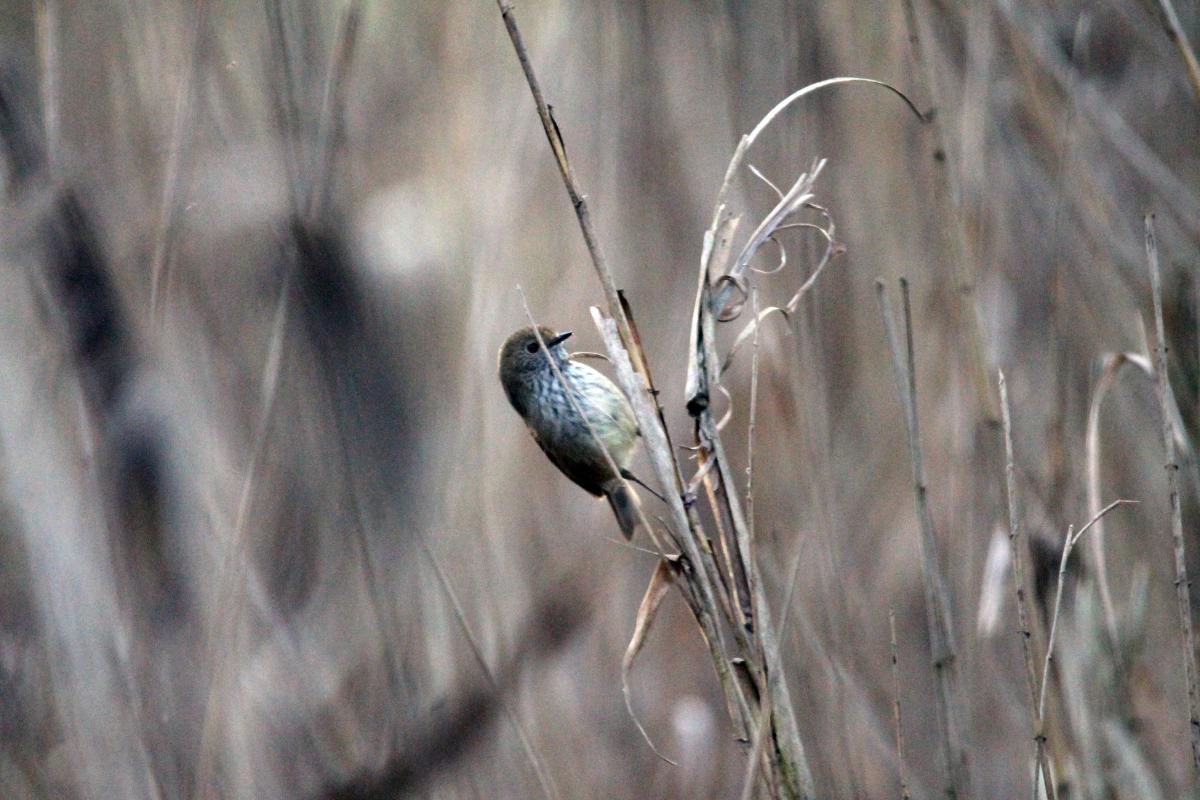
<box><xmin>622</xmin><ymin>559</ymin><xmax>679</xmax><ymax>765</ymax></box>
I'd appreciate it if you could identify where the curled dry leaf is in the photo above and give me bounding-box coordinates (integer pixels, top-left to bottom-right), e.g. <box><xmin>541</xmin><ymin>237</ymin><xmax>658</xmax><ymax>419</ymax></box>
<box><xmin>622</xmin><ymin>558</ymin><xmax>680</xmax><ymax>765</ymax></box>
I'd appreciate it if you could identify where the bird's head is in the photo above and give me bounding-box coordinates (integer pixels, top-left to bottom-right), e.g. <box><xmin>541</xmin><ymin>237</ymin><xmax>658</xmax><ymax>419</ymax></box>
<box><xmin>497</xmin><ymin>325</ymin><xmax>573</xmax><ymax>380</ymax></box>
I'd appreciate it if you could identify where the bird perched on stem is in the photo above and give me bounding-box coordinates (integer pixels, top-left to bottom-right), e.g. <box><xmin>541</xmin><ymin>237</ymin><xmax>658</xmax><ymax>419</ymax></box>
<box><xmin>498</xmin><ymin>325</ymin><xmax>640</xmax><ymax>538</ymax></box>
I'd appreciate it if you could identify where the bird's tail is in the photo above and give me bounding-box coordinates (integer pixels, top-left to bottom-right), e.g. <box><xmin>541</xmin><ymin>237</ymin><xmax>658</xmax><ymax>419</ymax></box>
<box><xmin>605</xmin><ymin>482</ymin><xmax>639</xmax><ymax>540</ymax></box>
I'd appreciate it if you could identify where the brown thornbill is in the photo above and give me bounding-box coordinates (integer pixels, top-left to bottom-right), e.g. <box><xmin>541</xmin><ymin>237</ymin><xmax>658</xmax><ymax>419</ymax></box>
<box><xmin>498</xmin><ymin>325</ymin><xmax>640</xmax><ymax>538</ymax></box>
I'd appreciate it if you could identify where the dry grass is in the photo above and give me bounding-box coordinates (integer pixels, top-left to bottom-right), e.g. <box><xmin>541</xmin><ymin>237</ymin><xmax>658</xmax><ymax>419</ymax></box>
<box><xmin>0</xmin><ymin>2</ymin><xmax>1199</xmax><ymax>798</ymax></box>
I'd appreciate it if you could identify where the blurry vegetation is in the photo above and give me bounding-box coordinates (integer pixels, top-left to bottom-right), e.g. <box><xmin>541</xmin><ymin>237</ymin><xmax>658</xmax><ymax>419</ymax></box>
<box><xmin>0</xmin><ymin>1</ymin><xmax>1198</xmax><ymax>798</ymax></box>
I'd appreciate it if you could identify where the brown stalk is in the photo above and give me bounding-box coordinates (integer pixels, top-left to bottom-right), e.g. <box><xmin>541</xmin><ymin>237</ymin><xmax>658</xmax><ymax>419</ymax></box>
<box><xmin>591</xmin><ymin>308</ymin><xmax>755</xmax><ymax>737</ymax></box>
<box><xmin>691</xmin><ymin>287</ymin><xmax>812</xmax><ymax>796</ymax></box>
<box><xmin>1145</xmin><ymin>214</ymin><xmax>1200</xmax><ymax>773</ymax></box>
<box><xmin>1036</xmin><ymin>500</ymin><xmax>1137</xmax><ymax>799</ymax></box>
<box><xmin>998</xmin><ymin>370</ymin><xmax>1057</xmax><ymax>800</ymax></box>
<box><xmin>900</xmin><ymin>0</ymin><xmax>997</xmax><ymax>422</ymax></box>
<box><xmin>876</xmin><ymin>277</ymin><xmax>971</xmax><ymax>799</ymax></box>
<box><xmin>889</xmin><ymin>607</ymin><xmax>912</xmax><ymax>800</ymax></box>
<box><xmin>495</xmin><ymin>1</ymin><xmax>637</xmax><ymax>362</ymax></box>
<box><xmin>738</xmin><ymin>531</ymin><xmax>813</xmax><ymax>800</ymax></box>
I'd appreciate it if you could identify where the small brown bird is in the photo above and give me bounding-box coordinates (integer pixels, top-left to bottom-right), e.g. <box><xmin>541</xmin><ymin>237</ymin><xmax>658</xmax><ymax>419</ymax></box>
<box><xmin>498</xmin><ymin>325</ymin><xmax>640</xmax><ymax>538</ymax></box>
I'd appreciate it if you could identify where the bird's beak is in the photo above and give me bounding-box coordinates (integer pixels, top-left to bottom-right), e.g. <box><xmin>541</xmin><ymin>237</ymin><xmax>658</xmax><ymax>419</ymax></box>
<box><xmin>546</xmin><ymin>331</ymin><xmax>573</xmax><ymax>348</ymax></box>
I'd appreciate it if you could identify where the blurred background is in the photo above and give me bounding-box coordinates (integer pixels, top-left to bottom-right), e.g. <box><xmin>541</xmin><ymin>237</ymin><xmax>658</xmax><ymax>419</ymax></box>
<box><xmin>0</xmin><ymin>1</ymin><xmax>1199</xmax><ymax>797</ymax></box>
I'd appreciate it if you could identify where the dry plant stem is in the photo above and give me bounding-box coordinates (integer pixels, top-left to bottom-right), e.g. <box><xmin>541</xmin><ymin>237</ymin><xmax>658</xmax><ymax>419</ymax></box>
<box><xmin>999</xmin><ymin>371</ymin><xmax>1057</xmax><ymax>800</ymax></box>
<box><xmin>496</xmin><ymin>1</ymin><xmax>636</xmax><ymax>359</ymax></box>
<box><xmin>877</xmin><ymin>278</ymin><xmax>971</xmax><ymax>799</ymax></box>
<box><xmin>498</xmin><ymin>2</ymin><xmax>722</xmax><ymax>636</ymax></box>
<box><xmin>899</xmin><ymin>0</ymin><xmax>996</xmax><ymax>421</ymax></box>
<box><xmin>1036</xmin><ymin>501</ymin><xmax>1137</xmax><ymax>796</ymax></box>
<box><xmin>592</xmin><ymin>309</ymin><xmax>754</xmax><ymax>728</ymax></box>
<box><xmin>698</xmin><ymin>293</ymin><xmax>753</xmax><ymax>632</ymax></box>
<box><xmin>602</xmin><ymin>300</ymin><xmax>815</xmax><ymax>795</ymax></box>
<box><xmin>148</xmin><ymin>0</ymin><xmax>208</xmax><ymax>324</ymax></box>
<box><xmin>614</xmin><ymin>291</ymin><xmax>722</xmax><ymax>572</ymax></box>
<box><xmin>697</xmin><ymin>296</ymin><xmax>754</xmax><ymax>640</ymax></box>
<box><xmin>689</xmin><ymin>75</ymin><xmax>922</xmax><ymax>417</ymax></box>
<box><xmin>416</xmin><ymin>536</ymin><xmax>559</xmax><ymax>800</ymax></box>
<box><xmin>1146</xmin><ymin>214</ymin><xmax>1200</xmax><ymax>773</ymax></box>
<box><xmin>699</xmin><ymin>453</ymin><xmax>748</xmax><ymax>630</ymax></box>
<box><xmin>1155</xmin><ymin>0</ymin><xmax>1200</xmax><ymax>106</ymax></box>
<box><xmin>738</xmin><ymin>534</ymin><xmax>812</xmax><ymax>800</ymax></box>
<box><xmin>693</xmin><ymin>297</ymin><xmax>813</xmax><ymax>797</ymax></box>
<box><xmin>738</xmin><ymin>701</ymin><xmax>774</xmax><ymax>800</ymax></box>
<box><xmin>701</xmin><ymin>400</ymin><xmax>806</xmax><ymax>715</ymax></box>
<box><xmin>889</xmin><ymin>608</ymin><xmax>912</xmax><ymax>800</ymax></box>
<box><xmin>746</xmin><ymin>287</ymin><xmax>761</xmax><ymax>543</ymax></box>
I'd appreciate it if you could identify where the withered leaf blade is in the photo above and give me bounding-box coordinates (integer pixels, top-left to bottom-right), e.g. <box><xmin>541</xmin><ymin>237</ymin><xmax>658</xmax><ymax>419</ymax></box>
<box><xmin>622</xmin><ymin>559</ymin><xmax>679</xmax><ymax>765</ymax></box>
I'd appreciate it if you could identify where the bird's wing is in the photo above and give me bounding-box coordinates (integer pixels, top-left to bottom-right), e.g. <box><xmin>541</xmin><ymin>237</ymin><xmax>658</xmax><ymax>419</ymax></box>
<box><xmin>528</xmin><ymin>428</ymin><xmax>606</xmax><ymax>497</ymax></box>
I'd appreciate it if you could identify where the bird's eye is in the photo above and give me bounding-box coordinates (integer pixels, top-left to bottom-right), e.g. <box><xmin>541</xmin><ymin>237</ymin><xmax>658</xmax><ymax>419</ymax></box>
<box><xmin>526</xmin><ymin>342</ymin><xmax>540</xmax><ymax>354</ymax></box>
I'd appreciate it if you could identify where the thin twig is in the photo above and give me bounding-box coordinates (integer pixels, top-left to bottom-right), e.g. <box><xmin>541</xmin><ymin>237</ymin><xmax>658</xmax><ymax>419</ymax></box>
<box><xmin>877</xmin><ymin>277</ymin><xmax>971</xmax><ymax>799</ymax></box>
<box><xmin>1154</xmin><ymin>0</ymin><xmax>1200</xmax><ymax>107</ymax></box>
<box><xmin>1146</xmin><ymin>213</ymin><xmax>1200</xmax><ymax>773</ymax></box>
<box><xmin>591</xmin><ymin>307</ymin><xmax>755</xmax><ymax>730</ymax></box>
<box><xmin>889</xmin><ymin>608</ymin><xmax>912</xmax><ymax>800</ymax></box>
<box><xmin>495</xmin><ymin>0</ymin><xmax>636</xmax><ymax>358</ymax></box>
<box><xmin>737</xmin><ymin>534</ymin><xmax>812</xmax><ymax>800</ymax></box>
<box><xmin>746</xmin><ymin>287</ymin><xmax>761</xmax><ymax>541</ymax></box>
<box><xmin>999</xmin><ymin>370</ymin><xmax>1057</xmax><ymax>800</ymax></box>
<box><xmin>1037</xmin><ymin>500</ymin><xmax>1137</xmax><ymax>738</ymax></box>
<box><xmin>416</xmin><ymin>536</ymin><xmax>560</xmax><ymax>800</ymax></box>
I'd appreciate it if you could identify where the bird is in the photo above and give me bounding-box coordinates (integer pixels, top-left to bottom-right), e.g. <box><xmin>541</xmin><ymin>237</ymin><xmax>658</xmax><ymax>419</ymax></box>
<box><xmin>498</xmin><ymin>325</ymin><xmax>641</xmax><ymax>538</ymax></box>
